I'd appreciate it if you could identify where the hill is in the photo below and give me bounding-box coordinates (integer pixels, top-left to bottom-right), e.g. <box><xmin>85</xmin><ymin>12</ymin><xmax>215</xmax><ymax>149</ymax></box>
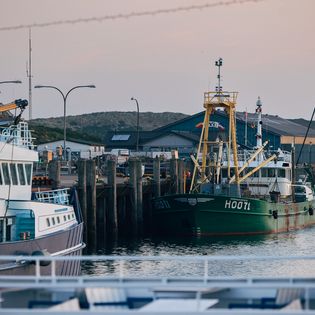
<box><xmin>30</xmin><ymin>111</ymin><xmax>188</xmax><ymax>144</ymax></box>
<box><xmin>289</xmin><ymin>118</ymin><xmax>315</xmax><ymax>130</ymax></box>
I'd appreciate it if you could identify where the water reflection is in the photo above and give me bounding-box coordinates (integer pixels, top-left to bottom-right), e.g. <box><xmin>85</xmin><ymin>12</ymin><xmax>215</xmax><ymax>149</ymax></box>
<box><xmin>82</xmin><ymin>226</ymin><xmax>315</xmax><ymax>277</ymax></box>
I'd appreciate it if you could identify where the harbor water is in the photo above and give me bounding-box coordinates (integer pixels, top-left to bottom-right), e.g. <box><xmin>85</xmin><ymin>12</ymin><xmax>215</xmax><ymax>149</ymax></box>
<box><xmin>82</xmin><ymin>226</ymin><xmax>315</xmax><ymax>278</ymax></box>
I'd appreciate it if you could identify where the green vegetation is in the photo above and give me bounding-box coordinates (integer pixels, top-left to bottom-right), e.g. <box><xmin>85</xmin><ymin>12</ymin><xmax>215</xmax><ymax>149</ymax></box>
<box><xmin>29</xmin><ymin>111</ymin><xmax>188</xmax><ymax>144</ymax></box>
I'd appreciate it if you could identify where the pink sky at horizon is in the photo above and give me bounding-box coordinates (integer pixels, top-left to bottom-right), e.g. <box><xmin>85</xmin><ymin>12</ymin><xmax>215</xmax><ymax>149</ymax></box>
<box><xmin>0</xmin><ymin>0</ymin><xmax>314</xmax><ymax>120</ymax></box>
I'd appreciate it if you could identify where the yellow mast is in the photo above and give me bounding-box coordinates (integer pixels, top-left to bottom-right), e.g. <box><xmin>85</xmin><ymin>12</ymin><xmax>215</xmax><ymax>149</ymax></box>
<box><xmin>190</xmin><ymin>58</ymin><xmax>239</xmax><ymax>192</ymax></box>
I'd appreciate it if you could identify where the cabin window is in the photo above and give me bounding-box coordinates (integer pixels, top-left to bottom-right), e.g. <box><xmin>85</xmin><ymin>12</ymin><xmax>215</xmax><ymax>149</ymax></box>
<box><xmin>2</xmin><ymin>163</ymin><xmax>11</xmax><ymax>185</ymax></box>
<box><xmin>72</xmin><ymin>213</ymin><xmax>75</xmax><ymax>218</ymax></box>
<box><xmin>64</xmin><ymin>215</ymin><xmax>67</xmax><ymax>221</ymax></box>
<box><xmin>10</xmin><ymin>164</ymin><xmax>18</xmax><ymax>185</ymax></box>
<box><xmin>0</xmin><ymin>167</ymin><xmax>3</xmax><ymax>185</ymax></box>
<box><xmin>278</xmin><ymin>169</ymin><xmax>286</xmax><ymax>178</ymax></box>
<box><xmin>25</xmin><ymin>164</ymin><xmax>32</xmax><ymax>185</ymax></box>
<box><xmin>57</xmin><ymin>216</ymin><xmax>60</xmax><ymax>224</ymax></box>
<box><xmin>268</xmin><ymin>168</ymin><xmax>276</xmax><ymax>177</ymax></box>
<box><xmin>68</xmin><ymin>214</ymin><xmax>71</xmax><ymax>220</ymax></box>
<box><xmin>17</xmin><ymin>163</ymin><xmax>26</xmax><ymax>185</ymax></box>
<box><xmin>46</xmin><ymin>218</ymin><xmax>50</xmax><ymax>227</ymax></box>
<box><xmin>261</xmin><ymin>169</ymin><xmax>268</xmax><ymax>177</ymax></box>
<box><xmin>52</xmin><ymin>217</ymin><xmax>56</xmax><ymax>225</ymax></box>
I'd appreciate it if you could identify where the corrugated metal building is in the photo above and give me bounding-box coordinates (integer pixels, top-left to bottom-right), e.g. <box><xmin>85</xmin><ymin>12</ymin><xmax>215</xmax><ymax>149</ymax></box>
<box><xmin>104</xmin><ymin>108</ymin><xmax>315</xmax><ymax>164</ymax></box>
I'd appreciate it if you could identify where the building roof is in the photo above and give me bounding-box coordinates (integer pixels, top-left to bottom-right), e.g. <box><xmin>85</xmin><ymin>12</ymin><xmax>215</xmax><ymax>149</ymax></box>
<box><xmin>38</xmin><ymin>138</ymin><xmax>104</xmax><ymax>146</ymax></box>
<box><xmin>103</xmin><ymin>130</ymin><xmax>200</xmax><ymax>148</ymax></box>
<box><xmin>154</xmin><ymin>108</ymin><xmax>315</xmax><ymax>138</ymax></box>
<box><xmin>236</xmin><ymin>111</ymin><xmax>315</xmax><ymax>137</ymax></box>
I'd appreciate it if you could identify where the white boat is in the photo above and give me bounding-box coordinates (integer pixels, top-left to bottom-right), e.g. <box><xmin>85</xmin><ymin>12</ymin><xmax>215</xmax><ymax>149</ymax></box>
<box><xmin>0</xmin><ymin>100</ymin><xmax>84</xmax><ymax>276</ymax></box>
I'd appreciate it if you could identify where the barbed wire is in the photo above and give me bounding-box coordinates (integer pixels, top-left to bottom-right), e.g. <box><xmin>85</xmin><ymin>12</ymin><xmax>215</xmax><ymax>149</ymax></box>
<box><xmin>0</xmin><ymin>0</ymin><xmax>266</xmax><ymax>31</ymax></box>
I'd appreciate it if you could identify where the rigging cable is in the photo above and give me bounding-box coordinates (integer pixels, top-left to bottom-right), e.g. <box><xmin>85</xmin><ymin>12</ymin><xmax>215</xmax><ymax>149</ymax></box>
<box><xmin>0</xmin><ymin>0</ymin><xmax>266</xmax><ymax>31</ymax></box>
<box><xmin>296</xmin><ymin>107</ymin><xmax>315</xmax><ymax>166</ymax></box>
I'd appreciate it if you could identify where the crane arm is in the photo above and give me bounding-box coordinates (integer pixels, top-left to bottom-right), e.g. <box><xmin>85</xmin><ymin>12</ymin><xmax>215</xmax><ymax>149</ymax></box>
<box><xmin>0</xmin><ymin>99</ymin><xmax>28</xmax><ymax>113</ymax></box>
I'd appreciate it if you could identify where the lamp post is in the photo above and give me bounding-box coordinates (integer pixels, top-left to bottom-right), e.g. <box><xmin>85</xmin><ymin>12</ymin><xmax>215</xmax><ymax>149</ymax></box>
<box><xmin>309</xmin><ymin>141</ymin><xmax>312</xmax><ymax>166</ymax></box>
<box><xmin>131</xmin><ymin>97</ymin><xmax>140</xmax><ymax>152</ymax></box>
<box><xmin>0</xmin><ymin>80</ymin><xmax>22</xmax><ymax>84</ymax></box>
<box><xmin>35</xmin><ymin>84</ymin><xmax>95</xmax><ymax>160</ymax></box>
<box><xmin>0</xmin><ymin>80</ymin><xmax>22</xmax><ymax>94</ymax></box>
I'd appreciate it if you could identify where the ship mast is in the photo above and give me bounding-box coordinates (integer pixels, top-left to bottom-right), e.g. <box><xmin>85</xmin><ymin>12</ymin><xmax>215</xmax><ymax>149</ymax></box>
<box><xmin>190</xmin><ymin>58</ymin><xmax>240</xmax><ymax>192</ymax></box>
<box><xmin>256</xmin><ymin>96</ymin><xmax>263</xmax><ymax>161</ymax></box>
<box><xmin>27</xmin><ymin>28</ymin><xmax>32</xmax><ymax>120</ymax></box>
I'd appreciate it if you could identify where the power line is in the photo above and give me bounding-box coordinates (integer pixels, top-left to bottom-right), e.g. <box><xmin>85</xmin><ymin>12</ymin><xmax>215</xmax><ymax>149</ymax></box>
<box><xmin>0</xmin><ymin>0</ymin><xmax>266</xmax><ymax>31</ymax></box>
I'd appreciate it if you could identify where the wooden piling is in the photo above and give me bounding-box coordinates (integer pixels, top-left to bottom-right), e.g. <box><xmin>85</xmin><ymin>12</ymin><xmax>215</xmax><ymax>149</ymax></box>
<box><xmin>48</xmin><ymin>160</ymin><xmax>61</xmax><ymax>189</ymax></box>
<box><xmin>178</xmin><ymin>159</ymin><xmax>185</xmax><ymax>194</ymax></box>
<box><xmin>136</xmin><ymin>159</ymin><xmax>143</xmax><ymax>235</ymax></box>
<box><xmin>129</xmin><ymin>159</ymin><xmax>138</xmax><ymax>235</ymax></box>
<box><xmin>107</xmin><ymin>159</ymin><xmax>118</xmax><ymax>235</ymax></box>
<box><xmin>78</xmin><ymin>160</ymin><xmax>87</xmax><ymax>243</ymax></box>
<box><xmin>170</xmin><ymin>158</ymin><xmax>179</xmax><ymax>194</ymax></box>
<box><xmin>86</xmin><ymin>159</ymin><xmax>97</xmax><ymax>249</ymax></box>
<box><xmin>153</xmin><ymin>156</ymin><xmax>161</xmax><ymax>198</ymax></box>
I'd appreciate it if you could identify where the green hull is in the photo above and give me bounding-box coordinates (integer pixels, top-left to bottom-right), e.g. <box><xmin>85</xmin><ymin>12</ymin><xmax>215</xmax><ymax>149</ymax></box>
<box><xmin>152</xmin><ymin>194</ymin><xmax>315</xmax><ymax>236</ymax></box>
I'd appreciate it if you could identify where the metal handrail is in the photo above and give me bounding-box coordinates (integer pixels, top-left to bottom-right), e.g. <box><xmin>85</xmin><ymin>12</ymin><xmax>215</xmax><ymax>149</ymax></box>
<box><xmin>0</xmin><ymin>122</ymin><xmax>35</xmax><ymax>149</ymax></box>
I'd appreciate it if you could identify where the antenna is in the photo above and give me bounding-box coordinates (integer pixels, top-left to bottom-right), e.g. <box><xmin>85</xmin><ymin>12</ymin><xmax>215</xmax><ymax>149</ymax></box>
<box><xmin>215</xmin><ymin>57</ymin><xmax>223</xmax><ymax>93</ymax></box>
<box><xmin>27</xmin><ymin>28</ymin><xmax>33</xmax><ymax>120</ymax></box>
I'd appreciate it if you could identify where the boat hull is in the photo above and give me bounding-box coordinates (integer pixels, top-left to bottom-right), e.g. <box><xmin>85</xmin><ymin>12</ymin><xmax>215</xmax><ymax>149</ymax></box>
<box><xmin>0</xmin><ymin>223</ymin><xmax>84</xmax><ymax>276</ymax></box>
<box><xmin>152</xmin><ymin>194</ymin><xmax>315</xmax><ymax>236</ymax></box>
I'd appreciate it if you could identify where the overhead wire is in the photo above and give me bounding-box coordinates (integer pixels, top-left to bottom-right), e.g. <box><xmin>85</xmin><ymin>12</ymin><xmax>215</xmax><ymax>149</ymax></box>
<box><xmin>0</xmin><ymin>0</ymin><xmax>266</xmax><ymax>31</ymax></box>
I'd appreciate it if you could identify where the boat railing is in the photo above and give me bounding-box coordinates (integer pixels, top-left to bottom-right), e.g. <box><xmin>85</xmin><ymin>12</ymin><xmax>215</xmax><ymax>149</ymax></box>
<box><xmin>0</xmin><ymin>121</ymin><xmax>35</xmax><ymax>149</ymax></box>
<box><xmin>33</xmin><ymin>188</ymin><xmax>70</xmax><ymax>205</ymax></box>
<box><xmin>1</xmin><ymin>254</ymin><xmax>315</xmax><ymax>279</ymax></box>
<box><xmin>1</xmin><ymin>255</ymin><xmax>315</xmax><ymax>314</ymax></box>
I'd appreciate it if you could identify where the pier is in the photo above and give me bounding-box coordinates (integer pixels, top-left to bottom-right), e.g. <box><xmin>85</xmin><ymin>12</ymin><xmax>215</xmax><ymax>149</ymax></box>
<box><xmin>44</xmin><ymin>157</ymin><xmax>191</xmax><ymax>249</ymax></box>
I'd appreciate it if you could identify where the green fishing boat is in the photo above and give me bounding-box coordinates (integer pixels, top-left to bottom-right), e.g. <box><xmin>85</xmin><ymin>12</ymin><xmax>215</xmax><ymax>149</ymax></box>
<box><xmin>152</xmin><ymin>59</ymin><xmax>315</xmax><ymax>236</ymax></box>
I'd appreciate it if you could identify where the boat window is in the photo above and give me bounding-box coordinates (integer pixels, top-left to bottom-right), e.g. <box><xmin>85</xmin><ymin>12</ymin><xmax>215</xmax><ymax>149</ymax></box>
<box><xmin>221</xmin><ymin>169</ymin><xmax>228</xmax><ymax>179</ymax></box>
<box><xmin>72</xmin><ymin>213</ymin><xmax>75</xmax><ymax>218</ymax></box>
<box><xmin>68</xmin><ymin>214</ymin><xmax>71</xmax><ymax>220</ymax></box>
<box><xmin>25</xmin><ymin>164</ymin><xmax>32</xmax><ymax>185</ymax></box>
<box><xmin>248</xmin><ymin>168</ymin><xmax>258</xmax><ymax>177</ymax></box>
<box><xmin>57</xmin><ymin>216</ymin><xmax>60</xmax><ymax>224</ymax></box>
<box><xmin>46</xmin><ymin>218</ymin><xmax>50</xmax><ymax>227</ymax></box>
<box><xmin>268</xmin><ymin>168</ymin><xmax>276</xmax><ymax>177</ymax></box>
<box><xmin>10</xmin><ymin>164</ymin><xmax>18</xmax><ymax>185</ymax></box>
<box><xmin>0</xmin><ymin>167</ymin><xmax>3</xmax><ymax>185</ymax></box>
<box><xmin>64</xmin><ymin>215</ymin><xmax>67</xmax><ymax>221</ymax></box>
<box><xmin>52</xmin><ymin>217</ymin><xmax>56</xmax><ymax>225</ymax></box>
<box><xmin>277</xmin><ymin>169</ymin><xmax>286</xmax><ymax>178</ymax></box>
<box><xmin>0</xmin><ymin>219</ymin><xmax>3</xmax><ymax>242</ymax></box>
<box><xmin>261</xmin><ymin>169</ymin><xmax>268</xmax><ymax>177</ymax></box>
<box><xmin>17</xmin><ymin>163</ymin><xmax>26</xmax><ymax>185</ymax></box>
<box><xmin>294</xmin><ymin>186</ymin><xmax>306</xmax><ymax>193</ymax></box>
<box><xmin>2</xmin><ymin>163</ymin><xmax>11</xmax><ymax>185</ymax></box>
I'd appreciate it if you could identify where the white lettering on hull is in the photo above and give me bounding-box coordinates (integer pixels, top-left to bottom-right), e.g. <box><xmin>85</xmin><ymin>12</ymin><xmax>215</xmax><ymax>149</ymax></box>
<box><xmin>225</xmin><ymin>199</ymin><xmax>251</xmax><ymax>211</ymax></box>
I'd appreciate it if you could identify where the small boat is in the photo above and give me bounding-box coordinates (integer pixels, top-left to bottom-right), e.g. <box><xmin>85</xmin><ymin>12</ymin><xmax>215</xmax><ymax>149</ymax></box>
<box><xmin>0</xmin><ymin>99</ymin><xmax>84</xmax><ymax>275</ymax></box>
<box><xmin>152</xmin><ymin>60</ymin><xmax>315</xmax><ymax>236</ymax></box>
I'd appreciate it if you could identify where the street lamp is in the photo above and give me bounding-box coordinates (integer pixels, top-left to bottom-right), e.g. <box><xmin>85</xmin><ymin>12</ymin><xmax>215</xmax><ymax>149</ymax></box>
<box><xmin>0</xmin><ymin>80</ymin><xmax>22</xmax><ymax>94</ymax></box>
<box><xmin>131</xmin><ymin>97</ymin><xmax>140</xmax><ymax>152</ymax></box>
<box><xmin>35</xmin><ymin>84</ymin><xmax>95</xmax><ymax>160</ymax></box>
<box><xmin>0</xmin><ymin>80</ymin><xmax>22</xmax><ymax>84</ymax></box>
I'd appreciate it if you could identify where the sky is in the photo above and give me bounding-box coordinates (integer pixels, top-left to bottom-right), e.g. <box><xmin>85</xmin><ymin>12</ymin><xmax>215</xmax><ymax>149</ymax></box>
<box><xmin>0</xmin><ymin>0</ymin><xmax>314</xmax><ymax>120</ymax></box>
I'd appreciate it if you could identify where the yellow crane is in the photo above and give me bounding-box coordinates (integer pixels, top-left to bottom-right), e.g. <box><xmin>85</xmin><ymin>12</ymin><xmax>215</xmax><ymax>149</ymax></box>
<box><xmin>0</xmin><ymin>99</ymin><xmax>28</xmax><ymax>113</ymax></box>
